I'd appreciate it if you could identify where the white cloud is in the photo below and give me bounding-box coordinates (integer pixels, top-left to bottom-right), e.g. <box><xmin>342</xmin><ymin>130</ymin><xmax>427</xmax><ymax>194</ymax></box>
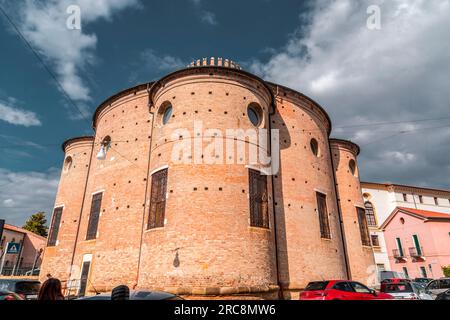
<box><xmin>0</xmin><ymin>100</ymin><xmax>41</xmax><ymax>127</ymax></box>
<box><xmin>252</xmin><ymin>0</ymin><xmax>450</xmax><ymax>188</ymax></box>
<box><xmin>0</xmin><ymin>168</ymin><xmax>60</xmax><ymax>227</ymax></box>
<box><xmin>141</xmin><ymin>50</ymin><xmax>185</xmax><ymax>72</ymax></box>
<box><xmin>8</xmin><ymin>0</ymin><xmax>140</xmax><ymax>118</ymax></box>
<box><xmin>201</xmin><ymin>11</ymin><xmax>217</xmax><ymax>25</ymax></box>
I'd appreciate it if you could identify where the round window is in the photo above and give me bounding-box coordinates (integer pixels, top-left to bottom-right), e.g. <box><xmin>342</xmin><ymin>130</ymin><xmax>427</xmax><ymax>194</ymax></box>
<box><xmin>162</xmin><ymin>104</ymin><xmax>173</xmax><ymax>125</ymax></box>
<box><xmin>349</xmin><ymin>159</ymin><xmax>357</xmax><ymax>176</ymax></box>
<box><xmin>247</xmin><ymin>104</ymin><xmax>262</xmax><ymax>127</ymax></box>
<box><xmin>310</xmin><ymin>138</ymin><xmax>319</xmax><ymax>157</ymax></box>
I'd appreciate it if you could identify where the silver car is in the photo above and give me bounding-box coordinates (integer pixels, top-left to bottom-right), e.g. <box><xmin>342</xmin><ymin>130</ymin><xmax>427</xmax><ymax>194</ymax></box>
<box><xmin>425</xmin><ymin>278</ymin><xmax>450</xmax><ymax>299</ymax></box>
<box><xmin>76</xmin><ymin>290</ymin><xmax>183</xmax><ymax>300</ymax></box>
<box><xmin>381</xmin><ymin>282</ymin><xmax>433</xmax><ymax>300</ymax></box>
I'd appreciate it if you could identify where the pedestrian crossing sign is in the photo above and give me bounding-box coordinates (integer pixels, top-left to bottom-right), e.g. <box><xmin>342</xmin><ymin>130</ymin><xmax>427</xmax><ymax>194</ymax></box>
<box><xmin>6</xmin><ymin>242</ymin><xmax>21</xmax><ymax>255</ymax></box>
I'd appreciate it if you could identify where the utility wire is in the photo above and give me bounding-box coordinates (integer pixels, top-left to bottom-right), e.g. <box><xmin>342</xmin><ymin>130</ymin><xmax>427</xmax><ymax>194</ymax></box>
<box><xmin>0</xmin><ymin>4</ymin><xmax>91</xmax><ymax>126</ymax></box>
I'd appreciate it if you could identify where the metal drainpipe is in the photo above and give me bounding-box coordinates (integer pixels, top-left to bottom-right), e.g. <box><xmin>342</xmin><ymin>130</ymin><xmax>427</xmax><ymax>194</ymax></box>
<box><xmin>67</xmin><ymin>131</ymin><xmax>96</xmax><ymax>290</ymax></box>
<box><xmin>328</xmin><ymin>143</ymin><xmax>352</xmax><ymax>280</ymax></box>
<box><xmin>269</xmin><ymin>86</ymin><xmax>283</xmax><ymax>300</ymax></box>
<box><xmin>134</xmin><ymin>83</ymin><xmax>156</xmax><ymax>288</ymax></box>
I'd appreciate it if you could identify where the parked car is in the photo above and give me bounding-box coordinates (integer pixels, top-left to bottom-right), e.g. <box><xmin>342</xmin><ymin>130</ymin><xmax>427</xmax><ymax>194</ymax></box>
<box><xmin>76</xmin><ymin>290</ymin><xmax>184</xmax><ymax>300</ymax></box>
<box><xmin>425</xmin><ymin>278</ymin><xmax>450</xmax><ymax>299</ymax></box>
<box><xmin>381</xmin><ymin>278</ymin><xmax>412</xmax><ymax>285</ymax></box>
<box><xmin>0</xmin><ymin>289</ymin><xmax>24</xmax><ymax>301</ymax></box>
<box><xmin>414</xmin><ymin>278</ymin><xmax>433</xmax><ymax>285</ymax></box>
<box><xmin>435</xmin><ymin>289</ymin><xmax>450</xmax><ymax>301</ymax></box>
<box><xmin>0</xmin><ymin>279</ymin><xmax>40</xmax><ymax>300</ymax></box>
<box><xmin>299</xmin><ymin>280</ymin><xmax>393</xmax><ymax>300</ymax></box>
<box><xmin>380</xmin><ymin>282</ymin><xmax>433</xmax><ymax>300</ymax></box>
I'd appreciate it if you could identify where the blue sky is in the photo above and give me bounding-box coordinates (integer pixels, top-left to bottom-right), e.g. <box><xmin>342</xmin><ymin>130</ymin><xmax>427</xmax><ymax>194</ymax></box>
<box><xmin>1</xmin><ymin>0</ymin><xmax>450</xmax><ymax>226</ymax></box>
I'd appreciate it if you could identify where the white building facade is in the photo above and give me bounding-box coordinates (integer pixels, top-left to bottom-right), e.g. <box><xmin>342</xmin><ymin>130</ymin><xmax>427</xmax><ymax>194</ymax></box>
<box><xmin>361</xmin><ymin>182</ymin><xmax>450</xmax><ymax>275</ymax></box>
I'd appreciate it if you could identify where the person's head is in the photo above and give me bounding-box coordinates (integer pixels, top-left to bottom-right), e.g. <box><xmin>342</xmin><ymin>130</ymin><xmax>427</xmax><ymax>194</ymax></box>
<box><xmin>38</xmin><ymin>278</ymin><xmax>64</xmax><ymax>301</ymax></box>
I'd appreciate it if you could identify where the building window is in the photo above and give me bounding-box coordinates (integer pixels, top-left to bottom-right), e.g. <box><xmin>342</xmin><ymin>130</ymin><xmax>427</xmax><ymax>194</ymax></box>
<box><xmin>349</xmin><ymin>159</ymin><xmax>357</xmax><ymax>176</ymax></box>
<box><xmin>434</xmin><ymin>197</ymin><xmax>439</xmax><ymax>205</ymax></box>
<box><xmin>412</xmin><ymin>234</ymin><xmax>422</xmax><ymax>256</ymax></box>
<box><xmin>403</xmin><ymin>193</ymin><xmax>408</xmax><ymax>202</ymax></box>
<box><xmin>371</xmin><ymin>234</ymin><xmax>380</xmax><ymax>247</ymax></box>
<box><xmin>247</xmin><ymin>103</ymin><xmax>263</xmax><ymax>127</ymax></box>
<box><xmin>148</xmin><ymin>168</ymin><xmax>168</xmax><ymax>229</ymax></box>
<box><xmin>377</xmin><ymin>264</ymin><xmax>386</xmax><ymax>272</ymax></box>
<box><xmin>316</xmin><ymin>192</ymin><xmax>331</xmax><ymax>239</ymax></box>
<box><xmin>310</xmin><ymin>139</ymin><xmax>319</xmax><ymax>157</ymax></box>
<box><xmin>364</xmin><ymin>201</ymin><xmax>377</xmax><ymax>227</ymax></box>
<box><xmin>161</xmin><ymin>103</ymin><xmax>173</xmax><ymax>125</ymax></box>
<box><xmin>420</xmin><ymin>266</ymin><xmax>427</xmax><ymax>278</ymax></box>
<box><xmin>47</xmin><ymin>207</ymin><xmax>63</xmax><ymax>247</ymax></box>
<box><xmin>248</xmin><ymin>169</ymin><xmax>269</xmax><ymax>228</ymax></box>
<box><xmin>357</xmin><ymin>207</ymin><xmax>371</xmax><ymax>246</ymax></box>
<box><xmin>418</xmin><ymin>195</ymin><xmax>423</xmax><ymax>204</ymax></box>
<box><xmin>396</xmin><ymin>237</ymin><xmax>404</xmax><ymax>257</ymax></box>
<box><xmin>1</xmin><ymin>236</ymin><xmax>5</xmax><ymax>247</ymax></box>
<box><xmin>403</xmin><ymin>267</ymin><xmax>409</xmax><ymax>278</ymax></box>
<box><xmin>86</xmin><ymin>193</ymin><xmax>103</xmax><ymax>240</ymax></box>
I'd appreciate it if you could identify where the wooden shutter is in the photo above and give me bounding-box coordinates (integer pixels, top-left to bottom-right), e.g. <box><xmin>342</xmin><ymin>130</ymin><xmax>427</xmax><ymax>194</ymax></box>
<box><xmin>249</xmin><ymin>169</ymin><xmax>269</xmax><ymax>228</ymax></box>
<box><xmin>86</xmin><ymin>193</ymin><xmax>103</xmax><ymax>240</ymax></box>
<box><xmin>316</xmin><ymin>192</ymin><xmax>331</xmax><ymax>239</ymax></box>
<box><xmin>148</xmin><ymin>169</ymin><xmax>168</xmax><ymax>229</ymax></box>
<box><xmin>47</xmin><ymin>207</ymin><xmax>63</xmax><ymax>246</ymax></box>
<box><xmin>357</xmin><ymin>207</ymin><xmax>371</xmax><ymax>246</ymax></box>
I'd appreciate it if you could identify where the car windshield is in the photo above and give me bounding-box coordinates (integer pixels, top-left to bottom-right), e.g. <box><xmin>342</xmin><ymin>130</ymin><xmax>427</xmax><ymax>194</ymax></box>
<box><xmin>383</xmin><ymin>283</ymin><xmax>413</xmax><ymax>293</ymax></box>
<box><xmin>15</xmin><ymin>282</ymin><xmax>40</xmax><ymax>294</ymax></box>
<box><xmin>305</xmin><ymin>281</ymin><xmax>329</xmax><ymax>291</ymax></box>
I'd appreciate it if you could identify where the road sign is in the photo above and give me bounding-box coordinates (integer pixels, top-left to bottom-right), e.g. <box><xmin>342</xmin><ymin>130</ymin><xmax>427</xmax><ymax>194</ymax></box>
<box><xmin>6</xmin><ymin>242</ymin><xmax>21</xmax><ymax>255</ymax></box>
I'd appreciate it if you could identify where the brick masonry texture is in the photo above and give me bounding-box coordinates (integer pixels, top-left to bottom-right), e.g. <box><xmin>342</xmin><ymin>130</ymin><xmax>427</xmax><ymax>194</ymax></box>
<box><xmin>40</xmin><ymin>63</ymin><xmax>374</xmax><ymax>299</ymax></box>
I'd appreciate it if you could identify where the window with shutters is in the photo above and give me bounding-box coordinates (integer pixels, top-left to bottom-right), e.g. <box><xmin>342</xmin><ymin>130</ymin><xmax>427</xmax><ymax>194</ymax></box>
<box><xmin>249</xmin><ymin>169</ymin><xmax>269</xmax><ymax>229</ymax></box>
<box><xmin>86</xmin><ymin>193</ymin><xmax>103</xmax><ymax>240</ymax></box>
<box><xmin>148</xmin><ymin>168</ymin><xmax>168</xmax><ymax>229</ymax></box>
<box><xmin>48</xmin><ymin>207</ymin><xmax>63</xmax><ymax>247</ymax></box>
<box><xmin>364</xmin><ymin>201</ymin><xmax>377</xmax><ymax>227</ymax></box>
<box><xmin>316</xmin><ymin>192</ymin><xmax>331</xmax><ymax>239</ymax></box>
<box><xmin>357</xmin><ymin>207</ymin><xmax>371</xmax><ymax>246</ymax></box>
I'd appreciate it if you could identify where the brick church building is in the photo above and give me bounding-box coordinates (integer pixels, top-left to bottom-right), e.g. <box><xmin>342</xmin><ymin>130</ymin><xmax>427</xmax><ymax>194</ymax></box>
<box><xmin>40</xmin><ymin>58</ymin><xmax>375</xmax><ymax>299</ymax></box>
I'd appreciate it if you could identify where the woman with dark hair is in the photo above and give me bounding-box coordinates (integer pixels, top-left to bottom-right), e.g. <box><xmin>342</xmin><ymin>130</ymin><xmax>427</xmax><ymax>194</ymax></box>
<box><xmin>38</xmin><ymin>278</ymin><xmax>65</xmax><ymax>301</ymax></box>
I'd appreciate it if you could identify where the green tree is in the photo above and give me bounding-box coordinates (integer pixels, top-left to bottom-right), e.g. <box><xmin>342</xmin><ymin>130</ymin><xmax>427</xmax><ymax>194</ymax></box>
<box><xmin>23</xmin><ymin>212</ymin><xmax>48</xmax><ymax>237</ymax></box>
<box><xmin>443</xmin><ymin>266</ymin><xmax>450</xmax><ymax>277</ymax></box>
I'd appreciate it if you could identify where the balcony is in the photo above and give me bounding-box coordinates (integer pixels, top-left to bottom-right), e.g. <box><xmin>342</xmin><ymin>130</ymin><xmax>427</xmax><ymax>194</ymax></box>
<box><xmin>393</xmin><ymin>249</ymin><xmax>407</xmax><ymax>262</ymax></box>
<box><xmin>409</xmin><ymin>247</ymin><xmax>425</xmax><ymax>261</ymax></box>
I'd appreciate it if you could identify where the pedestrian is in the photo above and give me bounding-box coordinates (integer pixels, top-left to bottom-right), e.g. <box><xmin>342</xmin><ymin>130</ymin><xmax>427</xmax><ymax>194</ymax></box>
<box><xmin>38</xmin><ymin>278</ymin><xmax>65</xmax><ymax>301</ymax></box>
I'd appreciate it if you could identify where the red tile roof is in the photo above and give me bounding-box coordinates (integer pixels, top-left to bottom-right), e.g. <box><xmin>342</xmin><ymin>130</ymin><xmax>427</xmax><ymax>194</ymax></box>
<box><xmin>397</xmin><ymin>207</ymin><xmax>450</xmax><ymax>219</ymax></box>
<box><xmin>381</xmin><ymin>207</ymin><xmax>450</xmax><ymax>229</ymax></box>
<box><xmin>4</xmin><ymin>224</ymin><xmax>47</xmax><ymax>241</ymax></box>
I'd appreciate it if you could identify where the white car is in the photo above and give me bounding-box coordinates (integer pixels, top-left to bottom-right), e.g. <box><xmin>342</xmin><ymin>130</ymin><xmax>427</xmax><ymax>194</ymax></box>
<box><xmin>381</xmin><ymin>282</ymin><xmax>433</xmax><ymax>300</ymax></box>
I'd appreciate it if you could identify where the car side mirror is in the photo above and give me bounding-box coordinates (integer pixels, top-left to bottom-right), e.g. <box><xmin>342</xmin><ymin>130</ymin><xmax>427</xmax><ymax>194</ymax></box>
<box><xmin>370</xmin><ymin>289</ymin><xmax>377</xmax><ymax>296</ymax></box>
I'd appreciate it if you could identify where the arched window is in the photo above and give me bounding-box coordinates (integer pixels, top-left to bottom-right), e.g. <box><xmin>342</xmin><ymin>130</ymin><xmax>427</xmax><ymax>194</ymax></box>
<box><xmin>364</xmin><ymin>201</ymin><xmax>377</xmax><ymax>227</ymax></box>
<box><xmin>310</xmin><ymin>138</ymin><xmax>319</xmax><ymax>157</ymax></box>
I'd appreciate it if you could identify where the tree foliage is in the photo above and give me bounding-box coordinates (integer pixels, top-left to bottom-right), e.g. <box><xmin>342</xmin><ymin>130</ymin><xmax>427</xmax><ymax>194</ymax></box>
<box><xmin>23</xmin><ymin>212</ymin><xmax>48</xmax><ymax>237</ymax></box>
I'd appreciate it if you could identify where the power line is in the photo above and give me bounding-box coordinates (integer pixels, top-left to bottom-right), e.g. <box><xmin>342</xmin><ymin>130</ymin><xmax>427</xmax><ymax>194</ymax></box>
<box><xmin>0</xmin><ymin>4</ymin><xmax>91</xmax><ymax>126</ymax></box>
<box><xmin>335</xmin><ymin>115</ymin><xmax>450</xmax><ymax>130</ymax></box>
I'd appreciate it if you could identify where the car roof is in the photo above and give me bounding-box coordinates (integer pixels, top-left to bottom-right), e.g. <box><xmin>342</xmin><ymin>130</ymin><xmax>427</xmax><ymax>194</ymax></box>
<box><xmin>0</xmin><ymin>279</ymin><xmax>40</xmax><ymax>283</ymax></box>
<box><xmin>78</xmin><ymin>290</ymin><xmax>176</xmax><ymax>300</ymax></box>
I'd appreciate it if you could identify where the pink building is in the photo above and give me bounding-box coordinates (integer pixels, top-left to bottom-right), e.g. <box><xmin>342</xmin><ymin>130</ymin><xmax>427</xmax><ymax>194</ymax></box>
<box><xmin>381</xmin><ymin>207</ymin><xmax>450</xmax><ymax>279</ymax></box>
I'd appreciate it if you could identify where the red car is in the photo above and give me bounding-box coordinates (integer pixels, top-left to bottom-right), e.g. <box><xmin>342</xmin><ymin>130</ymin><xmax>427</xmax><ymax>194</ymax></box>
<box><xmin>300</xmin><ymin>280</ymin><xmax>393</xmax><ymax>300</ymax></box>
